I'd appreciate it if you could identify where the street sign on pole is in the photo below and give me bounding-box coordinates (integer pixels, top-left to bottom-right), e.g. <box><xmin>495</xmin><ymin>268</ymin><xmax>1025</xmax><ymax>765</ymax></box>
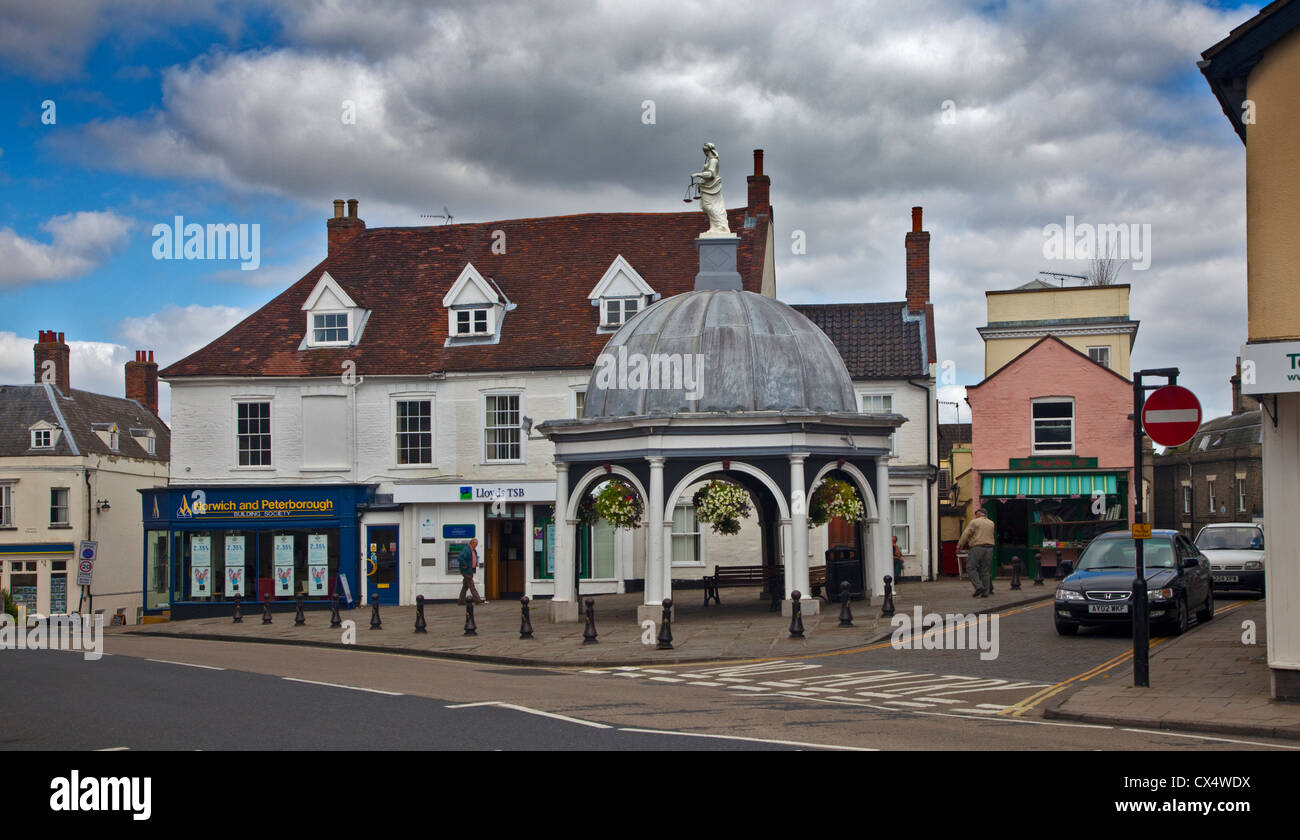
<box><xmin>76</xmin><ymin>540</ymin><xmax>98</xmax><ymax>587</ymax></box>
<box><xmin>1141</xmin><ymin>385</ymin><xmax>1202</xmax><ymax>448</ymax></box>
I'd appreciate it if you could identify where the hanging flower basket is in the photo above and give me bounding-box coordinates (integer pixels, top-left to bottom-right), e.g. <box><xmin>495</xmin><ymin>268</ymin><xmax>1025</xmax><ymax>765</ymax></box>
<box><xmin>691</xmin><ymin>480</ymin><xmax>752</xmax><ymax>536</ymax></box>
<box><xmin>593</xmin><ymin>479</ymin><xmax>644</xmax><ymax>530</ymax></box>
<box><xmin>575</xmin><ymin>492</ymin><xmax>599</xmax><ymax>527</ymax></box>
<box><xmin>808</xmin><ymin>478</ymin><xmax>863</xmax><ymax>528</ymax></box>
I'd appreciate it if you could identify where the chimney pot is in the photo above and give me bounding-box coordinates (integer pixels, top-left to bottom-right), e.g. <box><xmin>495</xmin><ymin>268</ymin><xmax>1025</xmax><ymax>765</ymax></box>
<box><xmin>911</xmin><ymin>206</ymin><xmax>923</xmax><ymax>233</ymax></box>
<box><xmin>34</xmin><ymin>330</ymin><xmax>71</xmax><ymax>394</ymax></box>
<box><xmin>333</xmin><ymin>199</ymin><xmax>345</xmax><ymax>219</ymax></box>
<box><xmin>753</xmin><ymin>149</ymin><xmax>764</xmax><ymax>177</ymax></box>
<box><xmin>347</xmin><ymin>199</ymin><xmax>359</xmax><ymax>219</ymax></box>
<box><xmin>328</xmin><ymin>199</ymin><xmax>366</xmax><ymax>257</ymax></box>
<box><xmin>746</xmin><ymin>149</ymin><xmax>771</xmax><ymax>219</ymax></box>
<box><xmin>904</xmin><ymin>207</ymin><xmax>930</xmax><ymax>314</ymax></box>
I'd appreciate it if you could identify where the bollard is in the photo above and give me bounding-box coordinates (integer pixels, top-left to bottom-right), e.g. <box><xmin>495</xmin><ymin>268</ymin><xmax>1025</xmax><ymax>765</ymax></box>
<box><xmin>657</xmin><ymin>598</ymin><xmax>674</xmax><ymax>650</ymax></box>
<box><xmin>881</xmin><ymin>575</ymin><xmax>896</xmax><ymax>618</ymax></box>
<box><xmin>837</xmin><ymin>580</ymin><xmax>854</xmax><ymax>627</ymax></box>
<box><xmin>294</xmin><ymin>595</ymin><xmax>306</xmax><ymax>626</ymax></box>
<box><xmin>329</xmin><ymin>593</ymin><xmax>342</xmax><ymax>629</ymax></box>
<box><xmin>1055</xmin><ymin>549</ymin><xmax>1065</xmax><ymax>580</ymax></box>
<box><xmin>788</xmin><ymin>591</ymin><xmax>805</xmax><ymax>638</ymax></box>
<box><xmin>370</xmin><ymin>597</ymin><xmax>382</xmax><ymax>630</ymax></box>
<box><xmin>262</xmin><ymin>597</ymin><xmax>273</xmax><ymax>625</ymax></box>
<box><xmin>1010</xmin><ymin>555</ymin><xmax>1022</xmax><ymax>590</ymax></box>
<box><xmin>233</xmin><ymin>595</ymin><xmax>242</xmax><ymax>624</ymax></box>
<box><xmin>1033</xmin><ymin>552</ymin><xmax>1044</xmax><ymax>586</ymax></box>
<box><xmin>414</xmin><ymin>595</ymin><xmax>427</xmax><ymax>633</ymax></box>
<box><xmin>464</xmin><ymin>601</ymin><xmax>478</xmax><ymax>636</ymax></box>
<box><xmin>520</xmin><ymin>596</ymin><xmax>534</xmax><ymax>639</ymax></box>
<box><xmin>582</xmin><ymin>598</ymin><xmax>598</xmax><ymax>644</ymax></box>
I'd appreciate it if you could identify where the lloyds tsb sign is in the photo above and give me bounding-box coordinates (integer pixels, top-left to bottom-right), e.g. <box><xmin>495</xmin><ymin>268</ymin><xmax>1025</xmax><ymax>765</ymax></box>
<box><xmin>1241</xmin><ymin>341</ymin><xmax>1300</xmax><ymax>395</ymax></box>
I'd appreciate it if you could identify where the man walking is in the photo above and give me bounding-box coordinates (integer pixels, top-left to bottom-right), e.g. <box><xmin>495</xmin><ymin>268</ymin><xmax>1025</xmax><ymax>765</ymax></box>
<box><xmin>457</xmin><ymin>538</ymin><xmax>486</xmax><ymax>606</ymax></box>
<box><xmin>957</xmin><ymin>508</ymin><xmax>996</xmax><ymax>598</ymax></box>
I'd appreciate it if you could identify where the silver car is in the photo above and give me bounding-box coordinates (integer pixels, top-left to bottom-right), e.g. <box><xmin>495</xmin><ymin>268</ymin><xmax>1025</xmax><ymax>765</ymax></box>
<box><xmin>1193</xmin><ymin>523</ymin><xmax>1265</xmax><ymax>595</ymax></box>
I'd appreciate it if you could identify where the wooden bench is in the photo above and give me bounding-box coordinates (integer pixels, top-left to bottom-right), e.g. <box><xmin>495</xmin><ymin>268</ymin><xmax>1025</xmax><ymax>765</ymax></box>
<box><xmin>703</xmin><ymin>564</ymin><xmax>828</xmax><ymax>608</ymax></box>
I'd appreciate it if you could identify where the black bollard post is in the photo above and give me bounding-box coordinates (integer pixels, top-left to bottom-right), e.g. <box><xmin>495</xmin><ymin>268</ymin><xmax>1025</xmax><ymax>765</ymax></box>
<box><xmin>233</xmin><ymin>595</ymin><xmax>242</xmax><ymax>624</ymax></box>
<box><xmin>582</xmin><ymin>598</ymin><xmax>598</xmax><ymax>644</ymax></box>
<box><xmin>1033</xmin><ymin>551</ymin><xmax>1045</xmax><ymax>586</ymax></box>
<box><xmin>294</xmin><ymin>595</ymin><xmax>306</xmax><ymax>626</ymax></box>
<box><xmin>1010</xmin><ymin>555</ymin><xmax>1023</xmax><ymax>590</ymax></box>
<box><xmin>262</xmin><ymin>596</ymin><xmax>273</xmax><ymax>624</ymax></box>
<box><xmin>464</xmin><ymin>601</ymin><xmax>478</xmax><ymax>636</ymax></box>
<box><xmin>788</xmin><ymin>591</ymin><xmax>805</xmax><ymax>638</ymax></box>
<box><xmin>657</xmin><ymin>598</ymin><xmax>674</xmax><ymax>650</ymax></box>
<box><xmin>837</xmin><ymin>580</ymin><xmax>854</xmax><ymax>627</ymax></box>
<box><xmin>1055</xmin><ymin>549</ymin><xmax>1065</xmax><ymax>580</ymax></box>
<box><xmin>414</xmin><ymin>595</ymin><xmax>427</xmax><ymax>633</ymax></box>
<box><xmin>520</xmin><ymin>596</ymin><xmax>534</xmax><ymax>639</ymax></box>
<box><xmin>370</xmin><ymin>597</ymin><xmax>382</xmax><ymax>630</ymax></box>
<box><xmin>329</xmin><ymin>593</ymin><xmax>342</xmax><ymax>629</ymax></box>
<box><xmin>881</xmin><ymin>575</ymin><xmax>896</xmax><ymax>618</ymax></box>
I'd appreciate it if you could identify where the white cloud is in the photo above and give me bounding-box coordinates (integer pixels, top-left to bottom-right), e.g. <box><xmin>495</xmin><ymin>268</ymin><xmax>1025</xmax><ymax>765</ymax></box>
<box><xmin>0</xmin><ymin>210</ymin><xmax>133</xmax><ymax>287</ymax></box>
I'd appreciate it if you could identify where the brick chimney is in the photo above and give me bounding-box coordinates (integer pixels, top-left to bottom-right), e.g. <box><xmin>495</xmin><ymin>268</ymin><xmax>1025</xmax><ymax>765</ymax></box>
<box><xmin>34</xmin><ymin>330</ymin><xmax>70</xmax><ymax>394</ymax></box>
<box><xmin>746</xmin><ymin>149</ymin><xmax>771</xmax><ymax>218</ymax></box>
<box><xmin>905</xmin><ymin>206</ymin><xmax>930</xmax><ymax>314</ymax></box>
<box><xmin>1230</xmin><ymin>356</ymin><xmax>1258</xmax><ymax>415</ymax></box>
<box><xmin>125</xmin><ymin>350</ymin><xmax>159</xmax><ymax>416</ymax></box>
<box><xmin>327</xmin><ymin>197</ymin><xmax>365</xmax><ymax>257</ymax></box>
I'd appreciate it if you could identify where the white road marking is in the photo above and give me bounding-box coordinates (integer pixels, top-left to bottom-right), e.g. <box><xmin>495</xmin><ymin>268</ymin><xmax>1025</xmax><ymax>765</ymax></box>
<box><xmin>144</xmin><ymin>658</ymin><xmax>225</xmax><ymax>671</ymax></box>
<box><xmin>617</xmin><ymin>727</ymin><xmax>875</xmax><ymax>751</ymax></box>
<box><xmin>95</xmin><ymin>746</ymin><xmax>130</xmax><ymax>751</ymax></box>
<box><xmin>727</xmin><ymin>685</ymin><xmax>769</xmax><ymax>691</ymax></box>
<box><xmin>885</xmin><ymin>701</ymin><xmax>934</xmax><ymax>708</ymax></box>
<box><xmin>1119</xmin><ymin>728</ymin><xmax>1300</xmax><ymax>750</ymax></box>
<box><xmin>692</xmin><ymin>681</ymin><xmax>724</xmax><ymax>687</ymax></box>
<box><xmin>282</xmin><ymin>677</ymin><xmax>402</xmax><ymax>696</ymax></box>
<box><xmin>649</xmin><ymin>676</ymin><xmax>684</xmax><ymax>683</ymax></box>
<box><xmin>447</xmin><ymin>701</ymin><xmax>611</xmax><ymax>729</ymax></box>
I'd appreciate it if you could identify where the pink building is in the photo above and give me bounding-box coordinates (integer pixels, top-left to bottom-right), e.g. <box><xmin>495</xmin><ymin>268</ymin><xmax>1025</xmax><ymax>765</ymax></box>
<box><xmin>965</xmin><ymin>336</ymin><xmax>1134</xmax><ymax>577</ymax></box>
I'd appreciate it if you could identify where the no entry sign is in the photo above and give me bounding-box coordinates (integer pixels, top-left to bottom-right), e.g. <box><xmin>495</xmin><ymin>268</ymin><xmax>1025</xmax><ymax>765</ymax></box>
<box><xmin>1142</xmin><ymin>385</ymin><xmax>1201</xmax><ymax>448</ymax></box>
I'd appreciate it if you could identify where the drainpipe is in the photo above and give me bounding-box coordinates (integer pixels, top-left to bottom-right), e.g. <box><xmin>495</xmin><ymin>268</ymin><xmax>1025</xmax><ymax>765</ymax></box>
<box><xmin>906</xmin><ymin>378</ymin><xmax>937</xmax><ymax>581</ymax></box>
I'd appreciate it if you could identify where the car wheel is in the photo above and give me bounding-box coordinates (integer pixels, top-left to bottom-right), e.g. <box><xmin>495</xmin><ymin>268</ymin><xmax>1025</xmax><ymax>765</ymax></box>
<box><xmin>1166</xmin><ymin>597</ymin><xmax>1188</xmax><ymax>636</ymax></box>
<box><xmin>1055</xmin><ymin>618</ymin><xmax>1078</xmax><ymax>636</ymax></box>
<box><xmin>1197</xmin><ymin>587</ymin><xmax>1214</xmax><ymax>623</ymax></box>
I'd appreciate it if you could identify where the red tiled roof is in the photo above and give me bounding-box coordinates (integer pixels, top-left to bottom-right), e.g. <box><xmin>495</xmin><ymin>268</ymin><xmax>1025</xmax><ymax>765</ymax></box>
<box><xmin>163</xmin><ymin>209</ymin><xmax>766</xmax><ymax>378</ymax></box>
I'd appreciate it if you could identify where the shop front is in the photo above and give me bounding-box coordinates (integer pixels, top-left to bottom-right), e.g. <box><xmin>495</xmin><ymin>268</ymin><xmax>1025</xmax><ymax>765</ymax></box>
<box><xmin>140</xmin><ymin>485</ymin><xmax>374</xmax><ymax>619</ymax></box>
<box><xmin>0</xmin><ymin>543</ymin><xmax>74</xmax><ymax>617</ymax></box>
<box><xmin>978</xmin><ymin>458</ymin><xmax>1129</xmax><ymax>578</ymax></box>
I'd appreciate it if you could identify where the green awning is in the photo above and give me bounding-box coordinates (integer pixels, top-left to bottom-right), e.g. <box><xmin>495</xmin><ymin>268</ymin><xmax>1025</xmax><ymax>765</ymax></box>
<box><xmin>981</xmin><ymin>473</ymin><xmax>1118</xmax><ymax>497</ymax></box>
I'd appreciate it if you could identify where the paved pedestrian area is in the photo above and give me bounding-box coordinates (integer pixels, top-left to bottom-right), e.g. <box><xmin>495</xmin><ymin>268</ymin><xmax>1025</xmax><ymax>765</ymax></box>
<box><xmin>1046</xmin><ymin>598</ymin><xmax>1300</xmax><ymax>740</ymax></box>
<box><xmin>125</xmin><ymin>577</ymin><xmax>1056</xmax><ymax>666</ymax></box>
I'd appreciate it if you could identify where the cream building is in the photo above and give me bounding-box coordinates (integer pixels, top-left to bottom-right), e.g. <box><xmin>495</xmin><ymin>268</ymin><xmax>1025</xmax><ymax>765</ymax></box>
<box><xmin>980</xmin><ymin>280</ymin><xmax>1137</xmax><ymax>378</ymax></box>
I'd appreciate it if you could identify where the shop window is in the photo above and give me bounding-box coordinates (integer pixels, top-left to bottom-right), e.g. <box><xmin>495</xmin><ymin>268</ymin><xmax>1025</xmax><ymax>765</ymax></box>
<box><xmin>396</xmin><ymin>400</ymin><xmax>433</xmax><ymax>465</ymax></box>
<box><xmin>146</xmin><ymin>530</ymin><xmax>170</xmax><ymax>611</ymax></box>
<box><xmin>672</xmin><ymin>505</ymin><xmax>701</xmax><ymax>565</ymax></box>
<box><xmin>50</xmin><ymin>488</ymin><xmax>69</xmax><ymax>526</ymax></box>
<box><xmin>891</xmin><ymin>498</ymin><xmax>911</xmax><ymax>554</ymax></box>
<box><xmin>533</xmin><ymin>505</ymin><xmax>555</xmax><ymax>579</ymax></box>
<box><xmin>50</xmin><ymin>573</ymin><xmax>67</xmax><ymax>614</ymax></box>
<box><xmin>257</xmin><ymin>529</ymin><xmax>340</xmax><ymax>600</ymax></box>
<box><xmin>9</xmin><ymin>574</ymin><xmax>37</xmax><ymax>613</ymax></box>
<box><xmin>236</xmin><ymin>401</ymin><xmax>272</xmax><ymax>466</ymax></box>
<box><xmin>1</xmin><ymin>484</ymin><xmax>14</xmax><ymax>527</ymax></box>
<box><xmin>485</xmin><ymin>394</ymin><xmax>522</xmax><ymax>461</ymax></box>
<box><xmin>1031</xmin><ymin>399</ymin><xmax>1074</xmax><ymax>453</ymax></box>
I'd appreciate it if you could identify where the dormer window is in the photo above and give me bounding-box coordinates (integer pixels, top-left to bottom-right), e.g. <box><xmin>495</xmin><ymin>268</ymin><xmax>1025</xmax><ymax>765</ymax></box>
<box><xmin>302</xmin><ymin>271</ymin><xmax>367</xmax><ymax>348</ymax></box>
<box><xmin>588</xmin><ymin>255</ymin><xmax>657</xmax><ymax>332</ymax></box>
<box><xmin>603</xmin><ymin>297</ymin><xmax>640</xmax><ymax>327</ymax></box>
<box><xmin>456</xmin><ymin>307</ymin><xmax>491</xmax><ymax>336</ymax></box>
<box><xmin>92</xmin><ymin>423</ymin><xmax>120</xmax><ymax>451</ymax></box>
<box><xmin>31</xmin><ymin>429</ymin><xmax>52</xmax><ymax>449</ymax></box>
<box><xmin>131</xmin><ymin>427</ymin><xmax>157</xmax><ymax>456</ymax></box>
<box><xmin>443</xmin><ymin>262</ymin><xmax>511</xmax><ymax>346</ymax></box>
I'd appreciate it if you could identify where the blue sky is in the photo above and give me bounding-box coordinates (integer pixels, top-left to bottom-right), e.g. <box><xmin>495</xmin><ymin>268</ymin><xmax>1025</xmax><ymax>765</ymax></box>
<box><xmin>0</xmin><ymin>0</ymin><xmax>1261</xmax><ymax>422</ymax></box>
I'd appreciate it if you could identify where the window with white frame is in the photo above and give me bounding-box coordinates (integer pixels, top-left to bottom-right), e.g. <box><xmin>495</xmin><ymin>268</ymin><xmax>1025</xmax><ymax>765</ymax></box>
<box><xmin>109</xmin><ymin>427</ymin><xmax>119</xmax><ymax>450</ymax></box>
<box><xmin>31</xmin><ymin>429</ymin><xmax>52</xmax><ymax>449</ymax></box>
<box><xmin>671</xmin><ymin>504</ymin><xmax>701</xmax><ymax>565</ymax></box>
<box><xmin>1238</xmin><ymin>479</ymin><xmax>1247</xmax><ymax>512</ymax></box>
<box><xmin>484</xmin><ymin>394</ymin><xmax>521</xmax><ymax>461</ymax></box>
<box><xmin>396</xmin><ymin>400</ymin><xmax>433</xmax><ymax>465</ymax></box>
<box><xmin>1031</xmin><ymin>398</ymin><xmax>1074</xmax><ymax>453</ymax></box>
<box><xmin>1183</xmin><ymin>485</ymin><xmax>1191</xmax><ymax>514</ymax></box>
<box><xmin>455</xmin><ymin>307</ymin><xmax>491</xmax><ymax>336</ymax></box>
<box><xmin>236</xmin><ymin>401</ymin><xmax>272</xmax><ymax>466</ymax></box>
<box><xmin>1207</xmin><ymin>480</ymin><xmax>1216</xmax><ymax>513</ymax></box>
<box><xmin>145</xmin><ymin>436</ymin><xmax>156</xmax><ymax>456</ymax></box>
<box><xmin>573</xmin><ymin>388</ymin><xmax>586</xmax><ymax>419</ymax></box>
<box><xmin>312</xmin><ymin>312</ymin><xmax>349</xmax><ymax>344</ymax></box>
<box><xmin>50</xmin><ymin>488</ymin><xmax>69</xmax><ymax>526</ymax></box>
<box><xmin>1087</xmin><ymin>346</ymin><xmax>1111</xmax><ymax>369</ymax></box>
<box><xmin>859</xmin><ymin>393</ymin><xmax>897</xmax><ymax>454</ymax></box>
<box><xmin>0</xmin><ymin>485</ymin><xmax>13</xmax><ymax>527</ymax></box>
<box><xmin>602</xmin><ymin>297</ymin><xmax>641</xmax><ymax>327</ymax></box>
<box><xmin>891</xmin><ymin>498</ymin><xmax>911</xmax><ymax>554</ymax></box>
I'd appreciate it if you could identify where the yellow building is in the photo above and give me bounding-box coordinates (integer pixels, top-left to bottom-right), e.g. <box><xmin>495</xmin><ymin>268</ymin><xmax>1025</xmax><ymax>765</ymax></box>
<box><xmin>1201</xmin><ymin>0</ymin><xmax>1300</xmax><ymax>701</ymax></box>
<box><xmin>938</xmin><ymin>424</ymin><xmax>973</xmax><ymax>574</ymax></box>
<box><xmin>980</xmin><ymin>280</ymin><xmax>1137</xmax><ymax>379</ymax></box>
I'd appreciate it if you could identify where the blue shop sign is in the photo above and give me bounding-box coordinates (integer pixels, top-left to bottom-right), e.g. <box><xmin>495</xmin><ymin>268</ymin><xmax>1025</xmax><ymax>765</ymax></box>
<box><xmin>443</xmin><ymin>524</ymin><xmax>476</xmax><ymax>539</ymax></box>
<box><xmin>143</xmin><ymin>485</ymin><xmax>373</xmax><ymax>524</ymax></box>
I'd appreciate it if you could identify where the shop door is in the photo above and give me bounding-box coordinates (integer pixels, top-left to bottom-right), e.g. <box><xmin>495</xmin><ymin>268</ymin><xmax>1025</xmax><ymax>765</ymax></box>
<box><xmin>484</xmin><ymin>521</ymin><xmax>501</xmax><ymax>600</ymax></box>
<box><xmin>498</xmin><ymin>519</ymin><xmax>525</xmax><ymax>597</ymax></box>
<box><xmin>366</xmin><ymin>525</ymin><xmax>400</xmax><ymax>605</ymax></box>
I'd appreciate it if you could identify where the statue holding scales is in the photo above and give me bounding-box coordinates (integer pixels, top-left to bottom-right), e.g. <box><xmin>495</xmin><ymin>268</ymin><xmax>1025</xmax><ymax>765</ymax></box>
<box><xmin>686</xmin><ymin>142</ymin><xmax>732</xmax><ymax>237</ymax></box>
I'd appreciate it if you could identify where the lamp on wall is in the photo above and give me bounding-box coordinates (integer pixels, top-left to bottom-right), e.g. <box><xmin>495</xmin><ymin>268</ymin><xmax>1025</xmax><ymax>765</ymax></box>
<box><xmin>96</xmin><ymin>499</ymin><xmax>111</xmax><ymax>512</ymax></box>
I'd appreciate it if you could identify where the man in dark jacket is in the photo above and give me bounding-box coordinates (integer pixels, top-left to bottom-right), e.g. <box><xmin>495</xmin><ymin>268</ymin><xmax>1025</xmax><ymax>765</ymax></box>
<box><xmin>457</xmin><ymin>538</ymin><xmax>485</xmax><ymax>606</ymax></box>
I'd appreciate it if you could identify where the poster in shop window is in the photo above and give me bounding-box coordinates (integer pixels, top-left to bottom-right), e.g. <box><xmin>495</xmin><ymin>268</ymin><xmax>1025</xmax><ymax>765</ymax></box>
<box><xmin>225</xmin><ymin>536</ymin><xmax>245</xmax><ymax>597</ymax></box>
<box><xmin>274</xmin><ymin>535</ymin><xmax>295</xmax><ymax>597</ymax></box>
<box><xmin>307</xmin><ymin>533</ymin><xmax>329</xmax><ymax>596</ymax></box>
<box><xmin>190</xmin><ymin>535</ymin><xmax>212</xmax><ymax>597</ymax></box>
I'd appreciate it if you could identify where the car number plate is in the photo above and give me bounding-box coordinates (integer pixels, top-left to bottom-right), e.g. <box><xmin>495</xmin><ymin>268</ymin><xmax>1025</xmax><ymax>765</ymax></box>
<box><xmin>1087</xmin><ymin>604</ymin><xmax>1128</xmax><ymax>614</ymax></box>
<box><xmin>1214</xmin><ymin>574</ymin><xmax>1239</xmax><ymax>583</ymax></box>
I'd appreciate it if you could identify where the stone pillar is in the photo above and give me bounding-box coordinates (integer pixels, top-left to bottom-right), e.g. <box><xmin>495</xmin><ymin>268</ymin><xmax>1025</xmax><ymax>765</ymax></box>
<box><xmin>873</xmin><ymin>457</ymin><xmax>892</xmax><ymax>602</ymax></box>
<box><xmin>548</xmin><ymin>461</ymin><xmax>579</xmax><ymax>622</ymax></box>
<box><xmin>785</xmin><ymin>453</ymin><xmax>817</xmax><ymax>615</ymax></box>
<box><xmin>639</xmin><ymin>459</ymin><xmax>666</xmax><ymax>625</ymax></box>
